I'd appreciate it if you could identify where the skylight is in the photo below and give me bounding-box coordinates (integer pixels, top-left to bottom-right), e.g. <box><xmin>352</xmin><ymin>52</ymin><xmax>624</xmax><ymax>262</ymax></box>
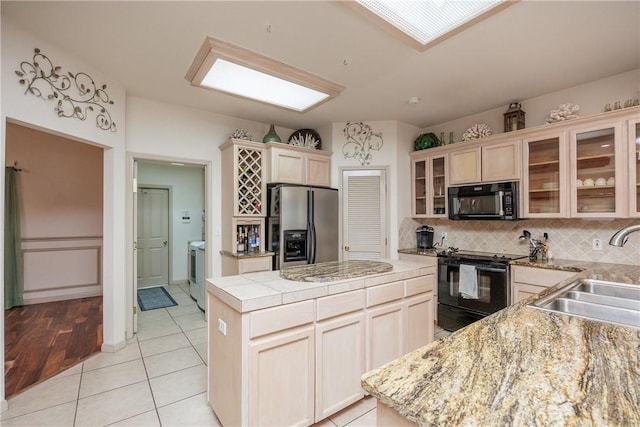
<box><xmin>185</xmin><ymin>37</ymin><xmax>344</xmax><ymax>112</ymax></box>
<box><xmin>350</xmin><ymin>0</ymin><xmax>515</xmax><ymax>51</ymax></box>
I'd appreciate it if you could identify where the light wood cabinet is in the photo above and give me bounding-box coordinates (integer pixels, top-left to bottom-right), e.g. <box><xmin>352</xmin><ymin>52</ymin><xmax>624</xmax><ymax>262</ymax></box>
<box><xmin>220</xmin><ymin>139</ymin><xmax>267</xmax><ymax>217</ymax></box>
<box><xmin>481</xmin><ymin>140</ymin><xmax>521</xmax><ymax>182</ymax></box>
<box><xmin>449</xmin><ymin>146</ymin><xmax>481</xmax><ymax>185</ymax></box>
<box><xmin>511</xmin><ymin>265</ymin><xmax>577</xmax><ymax>304</ymax></box>
<box><xmin>266</xmin><ymin>143</ymin><xmax>331</xmax><ymax>187</ymax></box>
<box><xmin>315</xmin><ymin>311</ymin><xmax>366</xmax><ymax>421</ymax></box>
<box><xmin>249</xmin><ymin>326</ymin><xmax>315</xmax><ymax>427</ymax></box>
<box><xmin>367</xmin><ymin>300</ymin><xmax>404</xmax><ymax>370</ymax></box>
<box><xmin>411</xmin><ymin>153</ymin><xmax>448</xmax><ymax>217</ymax></box>
<box><xmin>628</xmin><ymin>118</ymin><xmax>640</xmax><ymax>217</ymax></box>
<box><xmin>404</xmin><ymin>292</ymin><xmax>434</xmax><ymax>353</ymax></box>
<box><xmin>221</xmin><ymin>252</ymin><xmax>272</xmax><ymax>276</ymax></box>
<box><xmin>209</xmin><ymin>271</ymin><xmax>434</xmax><ymax>426</ymax></box>
<box><xmin>569</xmin><ymin>120</ymin><xmax>625</xmax><ymax>217</ymax></box>
<box><xmin>522</xmin><ymin>132</ymin><xmax>569</xmax><ymax>217</ymax></box>
<box><xmin>448</xmin><ymin>140</ymin><xmax>520</xmax><ymax>185</ymax></box>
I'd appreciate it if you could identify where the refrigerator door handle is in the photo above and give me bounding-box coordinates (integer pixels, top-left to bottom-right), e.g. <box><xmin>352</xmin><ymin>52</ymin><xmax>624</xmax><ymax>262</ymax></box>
<box><xmin>309</xmin><ymin>190</ymin><xmax>316</xmax><ymax>264</ymax></box>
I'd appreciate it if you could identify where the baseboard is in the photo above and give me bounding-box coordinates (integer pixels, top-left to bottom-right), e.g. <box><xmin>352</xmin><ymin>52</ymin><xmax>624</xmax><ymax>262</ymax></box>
<box><xmin>23</xmin><ymin>287</ymin><xmax>102</xmax><ymax>305</ymax></box>
<box><xmin>101</xmin><ymin>339</ymin><xmax>127</xmax><ymax>353</ymax></box>
<box><xmin>170</xmin><ymin>279</ymin><xmax>189</xmax><ymax>286</ymax></box>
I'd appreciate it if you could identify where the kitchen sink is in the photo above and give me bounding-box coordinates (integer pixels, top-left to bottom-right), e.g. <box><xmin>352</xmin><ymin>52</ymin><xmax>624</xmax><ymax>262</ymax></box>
<box><xmin>529</xmin><ymin>279</ymin><xmax>640</xmax><ymax>329</ymax></box>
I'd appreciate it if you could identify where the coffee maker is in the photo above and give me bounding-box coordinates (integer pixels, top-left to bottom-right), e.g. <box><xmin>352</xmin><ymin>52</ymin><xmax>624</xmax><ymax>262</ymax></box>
<box><xmin>416</xmin><ymin>225</ymin><xmax>435</xmax><ymax>250</ymax></box>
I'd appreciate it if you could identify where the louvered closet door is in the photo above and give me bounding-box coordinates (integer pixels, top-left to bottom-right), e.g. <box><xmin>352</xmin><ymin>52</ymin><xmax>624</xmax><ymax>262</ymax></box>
<box><xmin>342</xmin><ymin>169</ymin><xmax>387</xmax><ymax>260</ymax></box>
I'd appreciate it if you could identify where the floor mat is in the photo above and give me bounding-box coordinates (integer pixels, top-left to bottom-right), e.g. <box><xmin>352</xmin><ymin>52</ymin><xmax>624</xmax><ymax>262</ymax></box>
<box><xmin>137</xmin><ymin>287</ymin><xmax>178</xmax><ymax>311</ymax></box>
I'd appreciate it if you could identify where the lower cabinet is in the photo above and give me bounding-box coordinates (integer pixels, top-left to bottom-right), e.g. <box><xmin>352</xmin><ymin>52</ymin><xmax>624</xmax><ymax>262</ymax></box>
<box><xmin>249</xmin><ymin>326</ymin><xmax>315</xmax><ymax>427</ymax></box>
<box><xmin>367</xmin><ymin>301</ymin><xmax>405</xmax><ymax>370</ymax></box>
<box><xmin>209</xmin><ymin>274</ymin><xmax>435</xmax><ymax>427</ymax></box>
<box><xmin>315</xmin><ymin>312</ymin><xmax>366</xmax><ymax>421</ymax></box>
<box><xmin>511</xmin><ymin>265</ymin><xmax>577</xmax><ymax>304</ymax></box>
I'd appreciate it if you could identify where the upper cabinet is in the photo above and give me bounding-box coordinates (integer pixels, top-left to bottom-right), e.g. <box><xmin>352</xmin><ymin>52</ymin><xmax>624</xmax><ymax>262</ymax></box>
<box><xmin>448</xmin><ymin>140</ymin><xmax>520</xmax><ymax>185</ymax></box>
<box><xmin>220</xmin><ymin>139</ymin><xmax>267</xmax><ymax>217</ymax></box>
<box><xmin>628</xmin><ymin>118</ymin><xmax>640</xmax><ymax>217</ymax></box>
<box><xmin>522</xmin><ymin>132</ymin><xmax>569</xmax><ymax>217</ymax></box>
<box><xmin>411</xmin><ymin>152</ymin><xmax>448</xmax><ymax>218</ymax></box>
<box><xmin>569</xmin><ymin>120</ymin><xmax>624</xmax><ymax>218</ymax></box>
<box><xmin>266</xmin><ymin>143</ymin><xmax>331</xmax><ymax>187</ymax></box>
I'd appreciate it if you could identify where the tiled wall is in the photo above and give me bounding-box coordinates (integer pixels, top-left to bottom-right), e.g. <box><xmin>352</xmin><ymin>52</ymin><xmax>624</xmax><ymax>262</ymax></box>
<box><xmin>400</xmin><ymin>217</ymin><xmax>640</xmax><ymax>265</ymax></box>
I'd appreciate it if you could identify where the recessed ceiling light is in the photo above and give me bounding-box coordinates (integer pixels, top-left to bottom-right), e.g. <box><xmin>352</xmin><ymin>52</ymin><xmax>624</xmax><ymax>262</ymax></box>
<box><xmin>408</xmin><ymin>96</ymin><xmax>421</xmax><ymax>104</ymax></box>
<box><xmin>185</xmin><ymin>37</ymin><xmax>344</xmax><ymax>112</ymax></box>
<box><xmin>345</xmin><ymin>0</ymin><xmax>516</xmax><ymax>51</ymax></box>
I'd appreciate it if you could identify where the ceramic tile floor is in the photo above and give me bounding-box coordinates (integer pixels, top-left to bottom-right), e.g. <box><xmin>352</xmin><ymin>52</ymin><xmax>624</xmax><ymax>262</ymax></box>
<box><xmin>1</xmin><ymin>283</ymin><xmax>452</xmax><ymax>427</ymax></box>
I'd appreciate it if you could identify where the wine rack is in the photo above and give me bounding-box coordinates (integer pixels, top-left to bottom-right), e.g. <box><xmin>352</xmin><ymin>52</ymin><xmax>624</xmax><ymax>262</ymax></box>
<box><xmin>236</xmin><ymin>146</ymin><xmax>264</xmax><ymax>216</ymax></box>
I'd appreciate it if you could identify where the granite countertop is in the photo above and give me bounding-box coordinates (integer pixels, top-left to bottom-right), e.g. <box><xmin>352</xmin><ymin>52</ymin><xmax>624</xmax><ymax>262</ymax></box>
<box><xmin>206</xmin><ymin>258</ymin><xmax>435</xmax><ymax>313</ymax></box>
<box><xmin>280</xmin><ymin>260</ymin><xmax>393</xmax><ymax>282</ymax></box>
<box><xmin>398</xmin><ymin>248</ymin><xmax>439</xmax><ymax>257</ymax></box>
<box><xmin>361</xmin><ymin>261</ymin><xmax>640</xmax><ymax>425</ymax></box>
<box><xmin>219</xmin><ymin>249</ymin><xmax>274</xmax><ymax>258</ymax></box>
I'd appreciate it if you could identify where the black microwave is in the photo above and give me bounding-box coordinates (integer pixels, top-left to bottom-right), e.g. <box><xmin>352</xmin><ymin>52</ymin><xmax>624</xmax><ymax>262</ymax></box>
<box><xmin>448</xmin><ymin>181</ymin><xmax>518</xmax><ymax>220</ymax></box>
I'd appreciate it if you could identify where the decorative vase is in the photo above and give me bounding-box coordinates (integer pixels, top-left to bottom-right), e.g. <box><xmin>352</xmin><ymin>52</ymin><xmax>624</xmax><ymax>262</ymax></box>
<box><xmin>262</xmin><ymin>124</ymin><xmax>281</xmax><ymax>143</ymax></box>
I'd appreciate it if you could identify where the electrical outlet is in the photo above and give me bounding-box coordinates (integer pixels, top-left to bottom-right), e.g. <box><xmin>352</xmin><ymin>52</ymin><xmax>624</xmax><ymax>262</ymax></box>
<box><xmin>592</xmin><ymin>239</ymin><xmax>603</xmax><ymax>251</ymax></box>
<box><xmin>441</xmin><ymin>232</ymin><xmax>447</xmax><ymax>241</ymax></box>
<box><xmin>217</xmin><ymin>318</ymin><xmax>227</xmax><ymax>336</ymax></box>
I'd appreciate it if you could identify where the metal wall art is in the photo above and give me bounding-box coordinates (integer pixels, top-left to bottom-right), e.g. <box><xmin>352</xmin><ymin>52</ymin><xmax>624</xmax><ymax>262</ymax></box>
<box><xmin>15</xmin><ymin>48</ymin><xmax>117</xmax><ymax>132</ymax></box>
<box><xmin>342</xmin><ymin>122</ymin><xmax>383</xmax><ymax>166</ymax></box>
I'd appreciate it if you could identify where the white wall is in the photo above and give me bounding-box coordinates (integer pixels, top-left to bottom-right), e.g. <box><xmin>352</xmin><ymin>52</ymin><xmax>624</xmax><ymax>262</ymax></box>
<box><xmin>137</xmin><ymin>162</ymin><xmax>205</xmax><ymax>282</ymax></box>
<box><xmin>422</xmin><ymin>69</ymin><xmax>640</xmax><ymax>140</ymax></box>
<box><xmin>1</xmin><ymin>20</ymin><xmax>128</xmax><ymax>406</ymax></box>
<box><xmin>332</xmin><ymin>120</ymin><xmax>418</xmax><ymax>259</ymax></box>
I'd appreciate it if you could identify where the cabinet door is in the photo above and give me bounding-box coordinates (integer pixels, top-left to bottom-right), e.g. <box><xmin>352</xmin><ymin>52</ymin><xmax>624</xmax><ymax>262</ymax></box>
<box><xmin>429</xmin><ymin>155</ymin><xmax>448</xmax><ymax>217</ymax></box>
<box><xmin>411</xmin><ymin>156</ymin><xmax>428</xmax><ymax>217</ymax></box>
<box><xmin>367</xmin><ymin>301</ymin><xmax>404</xmax><ymax>370</ymax></box>
<box><xmin>315</xmin><ymin>312</ymin><xmax>366</xmax><ymax>422</ymax></box>
<box><xmin>306</xmin><ymin>153</ymin><xmax>331</xmax><ymax>187</ymax></box>
<box><xmin>449</xmin><ymin>147</ymin><xmax>481</xmax><ymax>185</ymax></box>
<box><xmin>628</xmin><ymin>118</ymin><xmax>640</xmax><ymax>217</ymax></box>
<box><xmin>270</xmin><ymin>147</ymin><xmax>305</xmax><ymax>184</ymax></box>
<box><xmin>481</xmin><ymin>140</ymin><xmax>521</xmax><ymax>182</ymax></box>
<box><xmin>512</xmin><ymin>283</ymin><xmax>547</xmax><ymax>304</ymax></box>
<box><xmin>404</xmin><ymin>293</ymin><xmax>434</xmax><ymax>353</ymax></box>
<box><xmin>570</xmin><ymin>121</ymin><xmax>624</xmax><ymax>217</ymax></box>
<box><xmin>522</xmin><ymin>133</ymin><xmax>569</xmax><ymax>217</ymax></box>
<box><xmin>249</xmin><ymin>326</ymin><xmax>315</xmax><ymax>427</ymax></box>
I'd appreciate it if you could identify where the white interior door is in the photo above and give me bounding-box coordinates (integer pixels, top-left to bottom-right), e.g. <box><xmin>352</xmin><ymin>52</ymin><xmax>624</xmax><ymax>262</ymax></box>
<box><xmin>342</xmin><ymin>169</ymin><xmax>387</xmax><ymax>260</ymax></box>
<box><xmin>137</xmin><ymin>187</ymin><xmax>170</xmax><ymax>288</ymax></box>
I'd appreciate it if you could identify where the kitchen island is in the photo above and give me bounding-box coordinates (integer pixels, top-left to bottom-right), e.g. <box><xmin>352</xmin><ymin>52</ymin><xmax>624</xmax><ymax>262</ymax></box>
<box><xmin>205</xmin><ymin>259</ymin><xmax>437</xmax><ymax>426</ymax></box>
<box><xmin>361</xmin><ymin>261</ymin><xmax>640</xmax><ymax>426</ymax></box>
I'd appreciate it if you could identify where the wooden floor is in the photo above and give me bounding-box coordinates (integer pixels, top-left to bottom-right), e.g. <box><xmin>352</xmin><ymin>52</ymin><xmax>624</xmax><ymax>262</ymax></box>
<box><xmin>4</xmin><ymin>296</ymin><xmax>103</xmax><ymax>397</ymax></box>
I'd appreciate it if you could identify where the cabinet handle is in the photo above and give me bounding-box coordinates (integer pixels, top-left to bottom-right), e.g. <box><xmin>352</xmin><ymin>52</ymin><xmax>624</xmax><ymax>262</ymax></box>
<box><xmin>163</xmin><ymin>240</ymin><xmax>168</xmax><ymax>247</ymax></box>
<box><xmin>344</xmin><ymin>245</ymin><xmax>350</xmax><ymax>251</ymax></box>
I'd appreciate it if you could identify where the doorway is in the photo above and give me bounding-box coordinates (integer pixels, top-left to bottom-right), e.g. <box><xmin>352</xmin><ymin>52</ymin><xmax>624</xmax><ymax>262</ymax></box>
<box><xmin>341</xmin><ymin>169</ymin><xmax>388</xmax><ymax>260</ymax></box>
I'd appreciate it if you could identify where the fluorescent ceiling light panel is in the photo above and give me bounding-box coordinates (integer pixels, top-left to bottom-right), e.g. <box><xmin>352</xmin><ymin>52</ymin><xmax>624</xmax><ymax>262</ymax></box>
<box><xmin>349</xmin><ymin>0</ymin><xmax>515</xmax><ymax>51</ymax></box>
<box><xmin>185</xmin><ymin>37</ymin><xmax>344</xmax><ymax>112</ymax></box>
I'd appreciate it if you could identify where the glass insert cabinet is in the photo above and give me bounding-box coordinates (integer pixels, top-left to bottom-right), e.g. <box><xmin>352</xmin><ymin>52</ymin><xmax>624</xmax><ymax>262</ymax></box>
<box><xmin>630</xmin><ymin>119</ymin><xmax>640</xmax><ymax>216</ymax></box>
<box><xmin>570</xmin><ymin>121</ymin><xmax>624</xmax><ymax>217</ymax></box>
<box><xmin>411</xmin><ymin>154</ymin><xmax>448</xmax><ymax>218</ymax></box>
<box><xmin>523</xmin><ymin>133</ymin><xmax>567</xmax><ymax>217</ymax></box>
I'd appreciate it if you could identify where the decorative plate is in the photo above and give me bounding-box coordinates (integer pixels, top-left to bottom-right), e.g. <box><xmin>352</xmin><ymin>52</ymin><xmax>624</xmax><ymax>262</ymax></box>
<box><xmin>288</xmin><ymin>129</ymin><xmax>321</xmax><ymax>149</ymax></box>
<box><xmin>414</xmin><ymin>133</ymin><xmax>439</xmax><ymax>151</ymax></box>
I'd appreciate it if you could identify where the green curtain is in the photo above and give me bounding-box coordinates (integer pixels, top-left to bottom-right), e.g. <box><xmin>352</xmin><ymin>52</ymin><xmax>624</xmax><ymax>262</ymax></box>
<box><xmin>5</xmin><ymin>167</ymin><xmax>23</xmax><ymax>309</ymax></box>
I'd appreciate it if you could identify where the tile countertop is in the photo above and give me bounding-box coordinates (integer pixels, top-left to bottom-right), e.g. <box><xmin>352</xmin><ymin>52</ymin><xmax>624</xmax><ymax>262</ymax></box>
<box><xmin>206</xmin><ymin>258</ymin><xmax>434</xmax><ymax>313</ymax></box>
<box><xmin>361</xmin><ymin>261</ymin><xmax>640</xmax><ymax>426</ymax></box>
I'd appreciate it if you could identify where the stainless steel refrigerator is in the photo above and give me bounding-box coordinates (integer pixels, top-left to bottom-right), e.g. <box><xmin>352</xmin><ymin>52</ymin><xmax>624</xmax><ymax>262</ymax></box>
<box><xmin>267</xmin><ymin>184</ymin><xmax>338</xmax><ymax>270</ymax></box>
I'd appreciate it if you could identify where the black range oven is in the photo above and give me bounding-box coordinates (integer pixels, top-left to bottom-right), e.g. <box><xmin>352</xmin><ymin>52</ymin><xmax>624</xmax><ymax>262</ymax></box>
<box><xmin>437</xmin><ymin>249</ymin><xmax>527</xmax><ymax>332</ymax></box>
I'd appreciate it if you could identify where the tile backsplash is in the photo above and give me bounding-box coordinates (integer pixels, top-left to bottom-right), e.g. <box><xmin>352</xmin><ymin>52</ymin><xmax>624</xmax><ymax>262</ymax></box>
<box><xmin>400</xmin><ymin>217</ymin><xmax>640</xmax><ymax>265</ymax></box>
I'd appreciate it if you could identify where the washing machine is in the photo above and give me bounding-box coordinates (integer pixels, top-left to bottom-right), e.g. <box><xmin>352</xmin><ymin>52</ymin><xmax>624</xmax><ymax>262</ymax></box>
<box><xmin>195</xmin><ymin>241</ymin><xmax>206</xmax><ymax>311</ymax></box>
<box><xmin>189</xmin><ymin>241</ymin><xmax>205</xmax><ymax>304</ymax></box>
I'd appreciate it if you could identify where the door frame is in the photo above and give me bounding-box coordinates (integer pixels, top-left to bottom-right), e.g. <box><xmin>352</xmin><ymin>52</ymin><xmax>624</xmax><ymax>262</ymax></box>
<box><xmin>126</xmin><ymin>153</ymin><xmax>209</xmax><ymax>339</ymax></box>
<box><xmin>136</xmin><ymin>184</ymin><xmax>172</xmax><ymax>290</ymax></box>
<box><xmin>338</xmin><ymin>166</ymin><xmax>390</xmax><ymax>260</ymax></box>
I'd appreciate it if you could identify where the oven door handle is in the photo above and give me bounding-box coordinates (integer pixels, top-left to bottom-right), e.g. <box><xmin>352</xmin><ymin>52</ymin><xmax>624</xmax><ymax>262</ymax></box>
<box><xmin>439</xmin><ymin>261</ymin><xmax>506</xmax><ymax>273</ymax></box>
<box><xmin>474</xmin><ymin>266</ymin><xmax>508</xmax><ymax>273</ymax></box>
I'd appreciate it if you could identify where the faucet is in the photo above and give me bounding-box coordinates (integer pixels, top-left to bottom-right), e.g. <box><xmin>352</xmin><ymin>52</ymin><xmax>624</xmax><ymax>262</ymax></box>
<box><xmin>609</xmin><ymin>224</ymin><xmax>640</xmax><ymax>247</ymax></box>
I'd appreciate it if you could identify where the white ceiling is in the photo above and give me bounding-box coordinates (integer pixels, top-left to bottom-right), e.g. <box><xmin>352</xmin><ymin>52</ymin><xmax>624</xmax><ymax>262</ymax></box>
<box><xmin>3</xmin><ymin>1</ymin><xmax>639</xmax><ymax>130</ymax></box>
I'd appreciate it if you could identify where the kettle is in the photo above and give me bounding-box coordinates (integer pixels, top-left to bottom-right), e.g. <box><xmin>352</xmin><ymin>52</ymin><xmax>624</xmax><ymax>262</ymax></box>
<box><xmin>416</xmin><ymin>225</ymin><xmax>435</xmax><ymax>250</ymax></box>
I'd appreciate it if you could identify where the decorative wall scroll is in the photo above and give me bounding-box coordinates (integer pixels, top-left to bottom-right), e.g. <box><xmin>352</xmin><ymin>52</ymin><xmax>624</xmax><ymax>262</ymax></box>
<box><xmin>342</xmin><ymin>122</ymin><xmax>383</xmax><ymax>166</ymax></box>
<box><xmin>15</xmin><ymin>48</ymin><xmax>117</xmax><ymax>132</ymax></box>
